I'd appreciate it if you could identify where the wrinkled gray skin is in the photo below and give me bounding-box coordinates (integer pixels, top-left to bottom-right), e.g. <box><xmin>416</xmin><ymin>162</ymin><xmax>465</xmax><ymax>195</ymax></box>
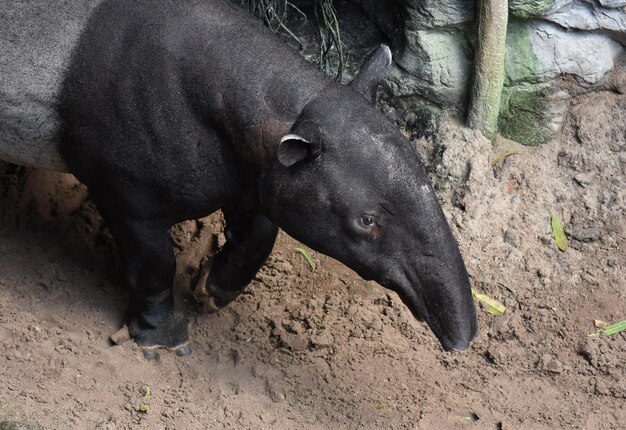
<box><xmin>1</xmin><ymin>0</ymin><xmax>477</xmax><ymax>356</ymax></box>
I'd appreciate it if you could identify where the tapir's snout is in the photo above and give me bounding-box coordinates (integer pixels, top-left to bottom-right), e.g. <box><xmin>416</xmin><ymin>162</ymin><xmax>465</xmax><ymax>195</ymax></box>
<box><xmin>409</xmin><ymin>181</ymin><xmax>478</xmax><ymax>351</ymax></box>
<box><xmin>393</xmin><ymin>258</ymin><xmax>478</xmax><ymax>351</ymax></box>
<box><xmin>377</xmin><ymin>184</ymin><xmax>478</xmax><ymax>352</ymax></box>
<box><xmin>394</xmin><ymin>243</ymin><xmax>478</xmax><ymax>352</ymax></box>
<box><xmin>421</xmin><ymin>293</ymin><xmax>478</xmax><ymax>352</ymax></box>
<box><xmin>395</xmin><ymin>284</ymin><xmax>477</xmax><ymax>352</ymax></box>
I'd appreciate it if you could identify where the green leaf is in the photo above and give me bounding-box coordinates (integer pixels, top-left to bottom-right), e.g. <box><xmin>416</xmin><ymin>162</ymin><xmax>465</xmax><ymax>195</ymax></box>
<box><xmin>472</xmin><ymin>288</ymin><xmax>506</xmax><ymax>315</ymax></box>
<box><xmin>497</xmin><ymin>282</ymin><xmax>517</xmax><ymax>296</ymax></box>
<box><xmin>491</xmin><ymin>150</ymin><xmax>520</xmax><ymax>167</ymax></box>
<box><xmin>550</xmin><ymin>212</ymin><xmax>568</xmax><ymax>252</ymax></box>
<box><xmin>139</xmin><ymin>386</ymin><xmax>151</xmax><ymax>413</ymax></box>
<box><xmin>295</xmin><ymin>248</ymin><xmax>316</xmax><ymax>270</ymax></box>
<box><xmin>589</xmin><ymin>320</ymin><xmax>626</xmax><ymax>337</ymax></box>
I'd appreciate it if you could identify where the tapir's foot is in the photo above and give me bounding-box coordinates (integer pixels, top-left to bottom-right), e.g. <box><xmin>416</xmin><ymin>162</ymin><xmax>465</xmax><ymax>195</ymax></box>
<box><xmin>192</xmin><ymin>258</ymin><xmax>243</xmax><ymax>313</ymax></box>
<box><xmin>110</xmin><ymin>318</ymin><xmax>191</xmax><ymax>359</ymax></box>
<box><xmin>193</xmin><ymin>280</ymin><xmax>243</xmax><ymax>313</ymax></box>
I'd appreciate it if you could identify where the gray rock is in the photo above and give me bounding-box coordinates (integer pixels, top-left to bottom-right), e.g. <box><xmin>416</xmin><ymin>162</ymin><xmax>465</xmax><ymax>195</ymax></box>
<box><xmin>358</xmin><ymin>0</ymin><xmax>475</xmax><ymax>108</ymax></box>
<box><xmin>570</xmin><ymin>227</ymin><xmax>602</xmax><ymax>242</ymax></box>
<box><xmin>499</xmin><ymin>19</ymin><xmax>622</xmax><ymax>144</ymax></box>
<box><xmin>598</xmin><ymin>0</ymin><xmax>626</xmax><ymax>7</ymax></box>
<box><xmin>529</xmin><ymin>20</ymin><xmax>623</xmax><ymax>85</ymax></box>
<box><xmin>574</xmin><ymin>173</ymin><xmax>593</xmax><ymax>187</ymax></box>
<box><xmin>403</xmin><ymin>0</ymin><xmax>475</xmax><ymax>29</ymax></box>
<box><xmin>310</xmin><ymin>331</ymin><xmax>334</xmax><ymax>349</ymax></box>
<box><xmin>499</xmin><ymin>24</ymin><xmax>568</xmax><ymax>143</ymax></box>
<box><xmin>501</xmin><ymin>18</ymin><xmax>622</xmax><ymax>86</ymax></box>
<box><xmin>357</xmin><ymin>0</ymin><xmax>625</xmax><ymax>147</ymax></box>
<box><xmin>503</xmin><ymin>229</ymin><xmax>518</xmax><ymax>247</ymax></box>
<box><xmin>545</xmin><ymin>1</ymin><xmax>626</xmax><ymax>44</ymax></box>
<box><xmin>389</xmin><ymin>28</ymin><xmax>473</xmax><ymax>107</ymax></box>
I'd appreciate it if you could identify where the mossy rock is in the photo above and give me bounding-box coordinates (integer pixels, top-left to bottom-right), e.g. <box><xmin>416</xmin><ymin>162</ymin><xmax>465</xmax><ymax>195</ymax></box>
<box><xmin>499</xmin><ymin>84</ymin><xmax>554</xmax><ymax>145</ymax></box>
<box><xmin>509</xmin><ymin>0</ymin><xmax>555</xmax><ymax>19</ymax></box>
<box><xmin>504</xmin><ymin>20</ymin><xmax>545</xmax><ymax>86</ymax></box>
<box><xmin>498</xmin><ymin>20</ymin><xmax>558</xmax><ymax>145</ymax></box>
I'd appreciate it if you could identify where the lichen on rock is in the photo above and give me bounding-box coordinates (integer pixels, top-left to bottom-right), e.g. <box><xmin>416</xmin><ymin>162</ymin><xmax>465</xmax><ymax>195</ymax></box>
<box><xmin>509</xmin><ymin>0</ymin><xmax>556</xmax><ymax>18</ymax></box>
<box><xmin>389</xmin><ymin>28</ymin><xmax>473</xmax><ymax>107</ymax></box>
<box><xmin>498</xmin><ymin>19</ymin><xmax>552</xmax><ymax>145</ymax></box>
<box><xmin>499</xmin><ymin>84</ymin><xmax>554</xmax><ymax>145</ymax></box>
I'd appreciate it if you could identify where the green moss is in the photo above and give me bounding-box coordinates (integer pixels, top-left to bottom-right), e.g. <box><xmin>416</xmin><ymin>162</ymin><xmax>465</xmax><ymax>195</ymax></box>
<box><xmin>503</xmin><ymin>20</ymin><xmax>544</xmax><ymax>85</ymax></box>
<box><xmin>498</xmin><ymin>84</ymin><xmax>553</xmax><ymax>145</ymax></box>
<box><xmin>509</xmin><ymin>0</ymin><xmax>555</xmax><ymax>19</ymax></box>
<box><xmin>498</xmin><ymin>20</ymin><xmax>554</xmax><ymax>145</ymax></box>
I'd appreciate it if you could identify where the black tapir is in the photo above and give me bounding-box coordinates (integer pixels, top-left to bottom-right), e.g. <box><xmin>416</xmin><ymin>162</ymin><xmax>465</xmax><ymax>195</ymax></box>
<box><xmin>0</xmin><ymin>0</ymin><xmax>478</xmax><ymax>356</ymax></box>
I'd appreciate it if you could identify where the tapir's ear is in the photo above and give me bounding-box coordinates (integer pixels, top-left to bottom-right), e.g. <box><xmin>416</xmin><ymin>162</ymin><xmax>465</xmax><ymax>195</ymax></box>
<box><xmin>277</xmin><ymin>134</ymin><xmax>321</xmax><ymax>167</ymax></box>
<box><xmin>348</xmin><ymin>45</ymin><xmax>392</xmax><ymax>102</ymax></box>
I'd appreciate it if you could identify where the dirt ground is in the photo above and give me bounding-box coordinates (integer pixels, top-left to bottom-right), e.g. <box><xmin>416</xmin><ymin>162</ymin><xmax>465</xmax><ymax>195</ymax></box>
<box><xmin>1</xmin><ymin>71</ymin><xmax>625</xmax><ymax>429</ymax></box>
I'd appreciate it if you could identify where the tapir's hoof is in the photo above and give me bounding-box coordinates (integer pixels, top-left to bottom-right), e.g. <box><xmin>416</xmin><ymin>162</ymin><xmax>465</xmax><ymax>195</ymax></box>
<box><xmin>174</xmin><ymin>344</ymin><xmax>192</xmax><ymax>356</ymax></box>
<box><xmin>193</xmin><ymin>259</ymin><xmax>242</xmax><ymax>313</ymax></box>
<box><xmin>110</xmin><ymin>319</ymin><xmax>191</xmax><ymax>359</ymax></box>
<box><xmin>141</xmin><ymin>342</ymin><xmax>192</xmax><ymax>360</ymax></box>
<box><xmin>193</xmin><ymin>282</ymin><xmax>242</xmax><ymax>313</ymax></box>
<box><xmin>142</xmin><ymin>348</ymin><xmax>159</xmax><ymax>360</ymax></box>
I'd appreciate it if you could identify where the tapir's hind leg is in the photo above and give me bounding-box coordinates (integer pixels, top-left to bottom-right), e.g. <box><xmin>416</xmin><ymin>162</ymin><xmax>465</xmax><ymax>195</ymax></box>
<box><xmin>194</xmin><ymin>206</ymin><xmax>278</xmax><ymax>312</ymax></box>
<box><xmin>98</xmin><ymin>206</ymin><xmax>191</xmax><ymax>358</ymax></box>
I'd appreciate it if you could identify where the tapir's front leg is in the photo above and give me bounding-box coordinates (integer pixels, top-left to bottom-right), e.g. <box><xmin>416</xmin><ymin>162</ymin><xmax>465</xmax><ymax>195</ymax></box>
<box><xmin>194</xmin><ymin>206</ymin><xmax>278</xmax><ymax>311</ymax></box>
<box><xmin>101</xmin><ymin>210</ymin><xmax>191</xmax><ymax>358</ymax></box>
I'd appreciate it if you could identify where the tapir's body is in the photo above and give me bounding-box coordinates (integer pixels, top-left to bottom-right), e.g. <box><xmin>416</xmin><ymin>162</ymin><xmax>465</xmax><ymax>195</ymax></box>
<box><xmin>62</xmin><ymin>0</ymin><xmax>328</xmax><ymax>221</ymax></box>
<box><xmin>1</xmin><ymin>0</ymin><xmax>477</xmax><ymax>356</ymax></box>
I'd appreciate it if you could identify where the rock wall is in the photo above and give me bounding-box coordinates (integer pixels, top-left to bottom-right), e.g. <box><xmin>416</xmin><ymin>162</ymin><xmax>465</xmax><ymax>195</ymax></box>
<box><xmin>357</xmin><ymin>0</ymin><xmax>625</xmax><ymax>145</ymax></box>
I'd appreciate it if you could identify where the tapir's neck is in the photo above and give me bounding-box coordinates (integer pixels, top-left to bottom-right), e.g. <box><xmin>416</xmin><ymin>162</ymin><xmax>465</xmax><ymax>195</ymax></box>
<box><xmin>179</xmin><ymin>1</ymin><xmax>332</xmax><ymax>168</ymax></box>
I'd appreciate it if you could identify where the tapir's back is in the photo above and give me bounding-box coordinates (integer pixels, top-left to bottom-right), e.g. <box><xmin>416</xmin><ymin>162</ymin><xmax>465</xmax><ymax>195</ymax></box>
<box><xmin>0</xmin><ymin>0</ymin><xmax>104</xmax><ymax>171</ymax></box>
<box><xmin>1</xmin><ymin>0</ymin><xmax>324</xmax><ymax>172</ymax></box>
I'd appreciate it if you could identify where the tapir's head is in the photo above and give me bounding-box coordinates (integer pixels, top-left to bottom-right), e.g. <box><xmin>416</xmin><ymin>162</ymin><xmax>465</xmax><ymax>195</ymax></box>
<box><xmin>259</xmin><ymin>46</ymin><xmax>477</xmax><ymax>351</ymax></box>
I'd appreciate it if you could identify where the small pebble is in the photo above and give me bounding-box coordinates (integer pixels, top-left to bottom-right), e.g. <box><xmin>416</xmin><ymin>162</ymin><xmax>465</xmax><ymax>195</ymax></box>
<box><xmin>538</xmin><ymin>354</ymin><xmax>563</xmax><ymax>374</ymax></box>
<box><xmin>570</xmin><ymin>227</ymin><xmax>601</xmax><ymax>242</ymax></box>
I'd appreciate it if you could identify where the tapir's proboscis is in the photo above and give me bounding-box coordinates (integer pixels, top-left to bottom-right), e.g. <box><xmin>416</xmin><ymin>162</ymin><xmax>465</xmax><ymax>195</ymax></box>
<box><xmin>0</xmin><ymin>0</ymin><xmax>478</xmax><ymax>357</ymax></box>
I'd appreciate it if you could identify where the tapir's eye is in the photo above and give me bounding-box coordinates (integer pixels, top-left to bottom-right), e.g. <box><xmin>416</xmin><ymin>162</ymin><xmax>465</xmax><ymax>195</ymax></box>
<box><xmin>359</xmin><ymin>215</ymin><xmax>376</xmax><ymax>228</ymax></box>
<box><xmin>352</xmin><ymin>213</ymin><xmax>380</xmax><ymax>239</ymax></box>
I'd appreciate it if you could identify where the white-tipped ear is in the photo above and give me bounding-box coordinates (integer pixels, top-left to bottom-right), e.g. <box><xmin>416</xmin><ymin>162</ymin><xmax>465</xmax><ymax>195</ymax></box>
<box><xmin>277</xmin><ymin>134</ymin><xmax>314</xmax><ymax>167</ymax></box>
<box><xmin>280</xmin><ymin>134</ymin><xmax>309</xmax><ymax>144</ymax></box>
<box><xmin>349</xmin><ymin>45</ymin><xmax>392</xmax><ymax>102</ymax></box>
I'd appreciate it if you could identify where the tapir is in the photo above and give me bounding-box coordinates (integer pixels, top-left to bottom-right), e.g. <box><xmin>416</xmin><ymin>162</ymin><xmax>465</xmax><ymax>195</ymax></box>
<box><xmin>0</xmin><ymin>0</ymin><xmax>478</xmax><ymax>356</ymax></box>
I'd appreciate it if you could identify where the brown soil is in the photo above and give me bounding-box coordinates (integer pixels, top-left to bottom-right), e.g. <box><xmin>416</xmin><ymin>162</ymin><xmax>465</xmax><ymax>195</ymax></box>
<box><xmin>1</xmin><ymin>80</ymin><xmax>625</xmax><ymax>429</ymax></box>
